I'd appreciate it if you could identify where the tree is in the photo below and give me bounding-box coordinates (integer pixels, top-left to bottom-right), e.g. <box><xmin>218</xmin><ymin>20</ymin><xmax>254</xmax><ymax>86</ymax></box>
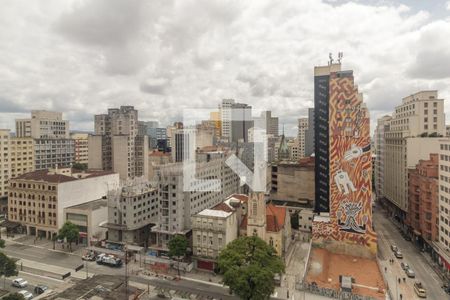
<box><xmin>58</xmin><ymin>221</ymin><xmax>80</xmax><ymax>252</ymax></box>
<box><xmin>218</xmin><ymin>236</ymin><xmax>285</xmax><ymax>300</ymax></box>
<box><xmin>72</xmin><ymin>163</ymin><xmax>88</xmax><ymax>171</ymax></box>
<box><xmin>0</xmin><ymin>252</ymin><xmax>18</xmax><ymax>288</ymax></box>
<box><xmin>168</xmin><ymin>235</ymin><xmax>188</xmax><ymax>278</ymax></box>
<box><xmin>2</xmin><ymin>293</ymin><xmax>25</xmax><ymax>300</ymax></box>
<box><xmin>0</xmin><ymin>239</ymin><xmax>5</xmax><ymax>248</ymax></box>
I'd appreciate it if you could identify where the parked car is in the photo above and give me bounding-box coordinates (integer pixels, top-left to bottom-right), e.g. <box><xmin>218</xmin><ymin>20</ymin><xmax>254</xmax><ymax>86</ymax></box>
<box><xmin>414</xmin><ymin>282</ymin><xmax>427</xmax><ymax>298</ymax></box>
<box><xmin>18</xmin><ymin>290</ymin><xmax>33</xmax><ymax>300</ymax></box>
<box><xmin>391</xmin><ymin>245</ymin><xmax>398</xmax><ymax>252</ymax></box>
<box><xmin>394</xmin><ymin>250</ymin><xmax>403</xmax><ymax>259</ymax></box>
<box><xmin>34</xmin><ymin>285</ymin><xmax>48</xmax><ymax>295</ymax></box>
<box><xmin>12</xmin><ymin>278</ymin><xmax>28</xmax><ymax>288</ymax></box>
<box><xmin>97</xmin><ymin>254</ymin><xmax>122</xmax><ymax>267</ymax></box>
<box><xmin>406</xmin><ymin>268</ymin><xmax>416</xmax><ymax>278</ymax></box>
<box><xmin>400</xmin><ymin>262</ymin><xmax>409</xmax><ymax>270</ymax></box>
<box><xmin>82</xmin><ymin>253</ymin><xmax>96</xmax><ymax>261</ymax></box>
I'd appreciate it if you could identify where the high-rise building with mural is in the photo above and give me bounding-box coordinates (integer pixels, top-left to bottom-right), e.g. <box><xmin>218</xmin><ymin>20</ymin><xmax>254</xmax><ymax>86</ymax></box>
<box><xmin>312</xmin><ymin>62</ymin><xmax>376</xmax><ymax>256</ymax></box>
<box><xmin>302</xmin><ymin>60</ymin><xmax>385</xmax><ymax>300</ymax></box>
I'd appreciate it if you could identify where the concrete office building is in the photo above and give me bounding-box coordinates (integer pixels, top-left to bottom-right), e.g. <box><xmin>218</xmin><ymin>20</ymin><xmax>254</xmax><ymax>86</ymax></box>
<box><xmin>88</xmin><ymin>106</ymin><xmax>149</xmax><ymax>180</ymax></box>
<box><xmin>298</xmin><ymin>117</ymin><xmax>308</xmax><ymax>158</ymax></box>
<box><xmin>16</xmin><ymin>110</ymin><xmax>69</xmax><ymax>139</ymax></box>
<box><xmin>219</xmin><ymin>99</ymin><xmax>253</xmax><ymax>143</ymax></box>
<box><xmin>446</xmin><ymin>125</ymin><xmax>450</xmax><ymax>137</ymax></box>
<box><xmin>407</xmin><ymin>154</ymin><xmax>438</xmax><ymax>250</ymax></box>
<box><xmin>0</xmin><ymin>130</ymin><xmax>11</xmax><ymax>198</ymax></box>
<box><xmin>103</xmin><ymin>179</ymin><xmax>158</xmax><ymax>246</ymax></box>
<box><xmin>373</xmin><ymin>116</ymin><xmax>391</xmax><ymax>199</ymax></box>
<box><xmin>150</xmin><ymin>150</ymin><xmax>240</xmax><ymax>253</ymax></box>
<box><xmin>8</xmin><ymin>167</ymin><xmax>119</xmax><ymax>238</ymax></box>
<box><xmin>384</xmin><ymin>91</ymin><xmax>445</xmax><ymax>221</ymax></box>
<box><xmin>219</xmin><ymin>99</ymin><xmax>234</xmax><ymax>139</ymax></box>
<box><xmin>304</xmin><ymin>108</ymin><xmax>315</xmax><ymax>157</ymax></box>
<box><xmin>34</xmin><ymin>139</ymin><xmax>75</xmax><ymax>170</ymax></box>
<box><xmin>70</xmin><ymin>133</ymin><xmax>89</xmax><ymax>165</ymax></box>
<box><xmin>255</xmin><ymin>111</ymin><xmax>279</xmax><ymax>136</ymax></box>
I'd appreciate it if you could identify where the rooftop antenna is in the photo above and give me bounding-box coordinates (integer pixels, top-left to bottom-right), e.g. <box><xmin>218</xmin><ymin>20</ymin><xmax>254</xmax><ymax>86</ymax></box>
<box><xmin>329</xmin><ymin>53</ymin><xmax>334</xmax><ymax>65</ymax></box>
<box><xmin>338</xmin><ymin>52</ymin><xmax>344</xmax><ymax>64</ymax></box>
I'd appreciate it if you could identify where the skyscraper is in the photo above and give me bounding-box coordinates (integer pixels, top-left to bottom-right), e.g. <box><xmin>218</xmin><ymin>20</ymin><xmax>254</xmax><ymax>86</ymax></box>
<box><xmin>312</xmin><ymin>62</ymin><xmax>376</xmax><ymax>256</ymax></box>
<box><xmin>298</xmin><ymin>117</ymin><xmax>308</xmax><ymax>158</ymax></box>
<box><xmin>304</xmin><ymin>108</ymin><xmax>315</xmax><ymax>157</ymax></box>
<box><xmin>313</xmin><ymin>64</ymin><xmax>341</xmax><ymax>213</ymax></box>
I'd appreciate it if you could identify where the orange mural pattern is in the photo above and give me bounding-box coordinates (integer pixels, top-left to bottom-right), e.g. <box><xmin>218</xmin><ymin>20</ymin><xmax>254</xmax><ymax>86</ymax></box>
<box><xmin>312</xmin><ymin>72</ymin><xmax>377</xmax><ymax>255</ymax></box>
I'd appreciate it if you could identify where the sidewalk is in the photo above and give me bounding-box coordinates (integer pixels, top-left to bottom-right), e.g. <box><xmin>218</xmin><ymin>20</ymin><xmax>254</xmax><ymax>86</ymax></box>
<box><xmin>13</xmin><ymin>257</ymin><xmax>93</xmax><ymax>280</ymax></box>
<box><xmin>3</xmin><ymin>234</ymin><xmax>84</xmax><ymax>256</ymax></box>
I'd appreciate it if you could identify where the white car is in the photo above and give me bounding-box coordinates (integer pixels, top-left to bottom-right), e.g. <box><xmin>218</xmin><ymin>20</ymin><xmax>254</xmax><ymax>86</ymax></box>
<box><xmin>12</xmin><ymin>278</ymin><xmax>28</xmax><ymax>288</ymax></box>
<box><xmin>18</xmin><ymin>290</ymin><xmax>33</xmax><ymax>299</ymax></box>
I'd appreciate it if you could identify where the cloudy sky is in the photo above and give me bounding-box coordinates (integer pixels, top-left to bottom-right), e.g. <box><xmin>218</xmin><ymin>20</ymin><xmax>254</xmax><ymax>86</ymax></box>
<box><xmin>1</xmin><ymin>0</ymin><xmax>450</xmax><ymax>136</ymax></box>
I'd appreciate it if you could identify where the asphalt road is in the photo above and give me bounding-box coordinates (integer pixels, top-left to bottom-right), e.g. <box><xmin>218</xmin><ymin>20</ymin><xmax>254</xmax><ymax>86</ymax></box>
<box><xmin>374</xmin><ymin>206</ymin><xmax>449</xmax><ymax>300</ymax></box>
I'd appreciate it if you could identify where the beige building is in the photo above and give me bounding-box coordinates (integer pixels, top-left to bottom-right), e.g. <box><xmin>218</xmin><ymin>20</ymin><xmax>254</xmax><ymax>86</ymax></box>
<box><xmin>240</xmin><ymin>191</ymin><xmax>291</xmax><ymax>257</ymax></box>
<box><xmin>373</xmin><ymin>116</ymin><xmax>391</xmax><ymax>199</ymax></box>
<box><xmin>287</xmin><ymin>138</ymin><xmax>300</xmax><ymax>161</ymax></box>
<box><xmin>64</xmin><ymin>198</ymin><xmax>108</xmax><ymax>246</ymax></box>
<box><xmin>298</xmin><ymin>117</ymin><xmax>308</xmax><ymax>158</ymax></box>
<box><xmin>88</xmin><ymin>106</ymin><xmax>149</xmax><ymax>180</ymax></box>
<box><xmin>384</xmin><ymin>91</ymin><xmax>445</xmax><ymax>221</ymax></box>
<box><xmin>0</xmin><ymin>130</ymin><xmax>35</xmax><ymax>197</ymax></box>
<box><xmin>8</xmin><ymin>167</ymin><xmax>119</xmax><ymax>238</ymax></box>
<box><xmin>16</xmin><ymin>110</ymin><xmax>69</xmax><ymax>139</ymax></box>
<box><xmin>191</xmin><ymin>195</ymin><xmax>244</xmax><ymax>271</ymax></box>
<box><xmin>70</xmin><ymin>133</ymin><xmax>89</xmax><ymax>164</ymax></box>
<box><xmin>0</xmin><ymin>130</ymin><xmax>11</xmax><ymax>198</ymax></box>
<box><xmin>437</xmin><ymin>139</ymin><xmax>450</xmax><ymax>275</ymax></box>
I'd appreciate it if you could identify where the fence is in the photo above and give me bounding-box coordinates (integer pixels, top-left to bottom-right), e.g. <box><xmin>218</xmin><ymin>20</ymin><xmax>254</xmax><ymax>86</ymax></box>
<box><xmin>298</xmin><ymin>282</ymin><xmax>383</xmax><ymax>300</ymax></box>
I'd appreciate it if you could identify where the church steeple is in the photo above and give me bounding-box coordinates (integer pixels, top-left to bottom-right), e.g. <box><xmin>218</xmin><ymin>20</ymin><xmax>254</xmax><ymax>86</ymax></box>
<box><xmin>247</xmin><ymin>162</ymin><xmax>266</xmax><ymax>240</ymax></box>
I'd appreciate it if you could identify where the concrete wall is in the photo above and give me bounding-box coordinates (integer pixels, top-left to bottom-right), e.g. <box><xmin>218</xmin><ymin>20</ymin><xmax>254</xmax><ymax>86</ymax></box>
<box><xmin>57</xmin><ymin>173</ymin><xmax>119</xmax><ymax>229</ymax></box>
<box><xmin>88</xmin><ymin>135</ymin><xmax>103</xmax><ymax>170</ymax></box>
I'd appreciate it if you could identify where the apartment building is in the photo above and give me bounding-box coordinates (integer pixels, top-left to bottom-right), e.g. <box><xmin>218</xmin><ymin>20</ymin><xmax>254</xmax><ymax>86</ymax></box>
<box><xmin>407</xmin><ymin>154</ymin><xmax>438</xmax><ymax>250</ymax></box>
<box><xmin>70</xmin><ymin>133</ymin><xmax>89</xmax><ymax>164</ymax></box>
<box><xmin>8</xmin><ymin>167</ymin><xmax>119</xmax><ymax>238</ymax></box>
<box><xmin>150</xmin><ymin>150</ymin><xmax>240</xmax><ymax>253</ymax></box>
<box><xmin>0</xmin><ymin>130</ymin><xmax>35</xmax><ymax>197</ymax></box>
<box><xmin>16</xmin><ymin>110</ymin><xmax>69</xmax><ymax>139</ymax></box>
<box><xmin>437</xmin><ymin>139</ymin><xmax>450</xmax><ymax>274</ymax></box>
<box><xmin>384</xmin><ymin>91</ymin><xmax>445</xmax><ymax>222</ymax></box>
<box><xmin>104</xmin><ymin>179</ymin><xmax>158</xmax><ymax>246</ymax></box>
<box><xmin>191</xmin><ymin>195</ymin><xmax>243</xmax><ymax>271</ymax></box>
<box><xmin>0</xmin><ymin>130</ymin><xmax>11</xmax><ymax>198</ymax></box>
<box><xmin>88</xmin><ymin>106</ymin><xmax>149</xmax><ymax>180</ymax></box>
<box><xmin>373</xmin><ymin>116</ymin><xmax>391</xmax><ymax>199</ymax></box>
<box><xmin>298</xmin><ymin>117</ymin><xmax>308</xmax><ymax>158</ymax></box>
<box><xmin>16</xmin><ymin>111</ymin><xmax>74</xmax><ymax>170</ymax></box>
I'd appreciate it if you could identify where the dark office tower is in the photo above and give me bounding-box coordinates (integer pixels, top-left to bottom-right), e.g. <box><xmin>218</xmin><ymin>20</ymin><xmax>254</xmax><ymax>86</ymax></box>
<box><xmin>314</xmin><ymin>64</ymin><xmax>342</xmax><ymax>213</ymax></box>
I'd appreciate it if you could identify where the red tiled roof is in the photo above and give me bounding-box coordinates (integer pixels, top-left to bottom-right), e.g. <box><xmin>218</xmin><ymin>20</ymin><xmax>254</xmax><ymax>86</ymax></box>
<box><xmin>266</xmin><ymin>204</ymin><xmax>286</xmax><ymax>232</ymax></box>
<box><xmin>14</xmin><ymin>170</ymin><xmax>77</xmax><ymax>183</ymax></box>
<box><xmin>229</xmin><ymin>194</ymin><xmax>249</xmax><ymax>202</ymax></box>
<box><xmin>212</xmin><ymin>202</ymin><xmax>234</xmax><ymax>213</ymax></box>
<box><xmin>239</xmin><ymin>204</ymin><xmax>286</xmax><ymax>232</ymax></box>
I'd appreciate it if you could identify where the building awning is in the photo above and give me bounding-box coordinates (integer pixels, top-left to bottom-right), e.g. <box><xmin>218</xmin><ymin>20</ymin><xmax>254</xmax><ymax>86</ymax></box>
<box><xmin>126</xmin><ymin>245</ymin><xmax>144</xmax><ymax>252</ymax></box>
<box><xmin>0</xmin><ymin>220</ymin><xmax>22</xmax><ymax>229</ymax></box>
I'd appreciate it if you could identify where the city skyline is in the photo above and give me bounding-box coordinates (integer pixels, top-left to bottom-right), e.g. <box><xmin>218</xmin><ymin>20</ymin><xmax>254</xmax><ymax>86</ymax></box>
<box><xmin>1</xmin><ymin>0</ymin><xmax>450</xmax><ymax>136</ymax></box>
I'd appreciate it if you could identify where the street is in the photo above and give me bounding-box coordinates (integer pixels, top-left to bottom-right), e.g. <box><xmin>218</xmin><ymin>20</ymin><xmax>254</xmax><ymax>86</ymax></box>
<box><xmin>374</xmin><ymin>206</ymin><xmax>449</xmax><ymax>300</ymax></box>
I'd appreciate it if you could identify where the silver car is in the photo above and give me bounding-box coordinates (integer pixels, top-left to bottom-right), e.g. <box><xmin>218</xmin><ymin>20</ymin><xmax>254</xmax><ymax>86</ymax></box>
<box><xmin>18</xmin><ymin>290</ymin><xmax>33</xmax><ymax>300</ymax></box>
<box><xmin>12</xmin><ymin>278</ymin><xmax>28</xmax><ymax>288</ymax></box>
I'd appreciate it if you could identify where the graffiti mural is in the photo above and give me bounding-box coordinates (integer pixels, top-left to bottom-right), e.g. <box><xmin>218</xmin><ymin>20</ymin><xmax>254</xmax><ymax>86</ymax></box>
<box><xmin>312</xmin><ymin>69</ymin><xmax>377</xmax><ymax>255</ymax></box>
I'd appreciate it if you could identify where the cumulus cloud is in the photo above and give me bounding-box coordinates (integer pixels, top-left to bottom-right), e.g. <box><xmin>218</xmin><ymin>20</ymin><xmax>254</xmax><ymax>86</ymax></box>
<box><xmin>0</xmin><ymin>0</ymin><xmax>450</xmax><ymax>134</ymax></box>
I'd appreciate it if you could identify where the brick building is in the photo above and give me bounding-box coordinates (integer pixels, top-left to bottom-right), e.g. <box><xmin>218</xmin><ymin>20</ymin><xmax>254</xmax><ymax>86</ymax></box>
<box><xmin>407</xmin><ymin>154</ymin><xmax>439</xmax><ymax>250</ymax></box>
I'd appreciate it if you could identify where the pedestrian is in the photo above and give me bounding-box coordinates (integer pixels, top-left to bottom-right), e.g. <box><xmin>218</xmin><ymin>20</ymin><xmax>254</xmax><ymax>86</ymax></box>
<box><xmin>400</xmin><ymin>294</ymin><xmax>402</xmax><ymax>300</ymax></box>
<box><xmin>398</xmin><ymin>278</ymin><xmax>401</xmax><ymax>284</ymax></box>
<box><xmin>403</xmin><ymin>277</ymin><xmax>406</xmax><ymax>283</ymax></box>
<box><xmin>384</xmin><ymin>267</ymin><xmax>387</xmax><ymax>273</ymax></box>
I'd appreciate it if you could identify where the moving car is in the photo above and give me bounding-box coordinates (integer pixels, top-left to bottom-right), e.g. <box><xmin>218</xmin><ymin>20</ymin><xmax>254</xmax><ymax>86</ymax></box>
<box><xmin>414</xmin><ymin>282</ymin><xmax>427</xmax><ymax>298</ymax></box>
<box><xmin>12</xmin><ymin>278</ymin><xmax>28</xmax><ymax>288</ymax></box>
<box><xmin>394</xmin><ymin>250</ymin><xmax>403</xmax><ymax>259</ymax></box>
<box><xmin>391</xmin><ymin>245</ymin><xmax>398</xmax><ymax>252</ymax></box>
<box><xmin>18</xmin><ymin>290</ymin><xmax>33</xmax><ymax>300</ymax></box>
<box><xmin>96</xmin><ymin>254</ymin><xmax>122</xmax><ymax>267</ymax></box>
<box><xmin>406</xmin><ymin>268</ymin><xmax>415</xmax><ymax>278</ymax></box>
<box><xmin>34</xmin><ymin>285</ymin><xmax>48</xmax><ymax>295</ymax></box>
<box><xmin>400</xmin><ymin>262</ymin><xmax>409</xmax><ymax>270</ymax></box>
